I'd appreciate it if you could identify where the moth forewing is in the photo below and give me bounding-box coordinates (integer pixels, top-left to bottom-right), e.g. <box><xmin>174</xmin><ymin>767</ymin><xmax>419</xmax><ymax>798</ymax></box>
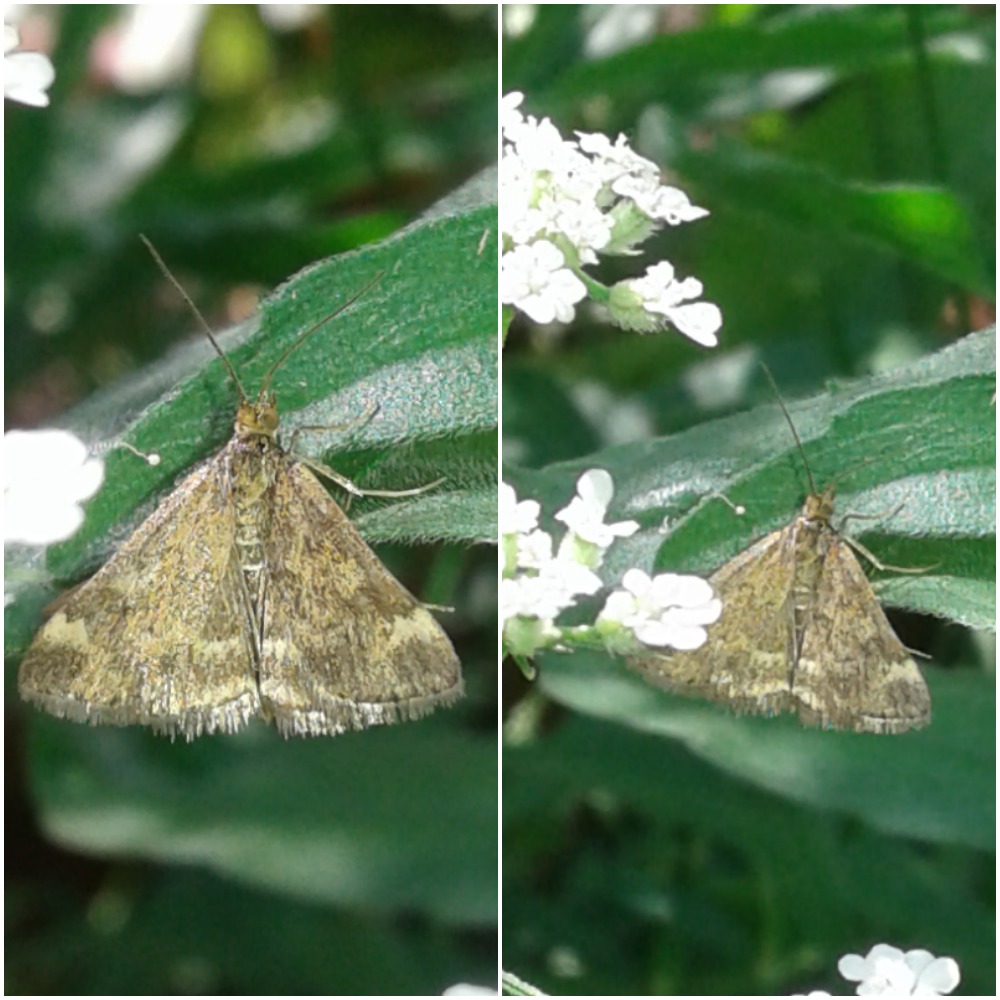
<box><xmin>791</xmin><ymin>524</ymin><xmax>930</xmax><ymax>735</ymax></box>
<box><xmin>19</xmin><ymin>269</ymin><xmax>463</xmax><ymax>740</ymax></box>
<box><xmin>255</xmin><ymin>444</ymin><xmax>463</xmax><ymax>737</ymax></box>
<box><xmin>18</xmin><ymin>454</ymin><xmax>261</xmax><ymax>739</ymax></box>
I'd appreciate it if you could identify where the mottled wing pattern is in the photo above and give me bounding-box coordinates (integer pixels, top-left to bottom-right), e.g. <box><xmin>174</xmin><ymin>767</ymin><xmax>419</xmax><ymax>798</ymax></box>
<box><xmin>259</xmin><ymin>458</ymin><xmax>463</xmax><ymax>736</ymax></box>
<box><xmin>18</xmin><ymin>457</ymin><xmax>259</xmax><ymax>739</ymax></box>
<box><xmin>630</xmin><ymin>527</ymin><xmax>798</xmax><ymax>718</ymax></box>
<box><xmin>791</xmin><ymin>534</ymin><xmax>931</xmax><ymax>734</ymax></box>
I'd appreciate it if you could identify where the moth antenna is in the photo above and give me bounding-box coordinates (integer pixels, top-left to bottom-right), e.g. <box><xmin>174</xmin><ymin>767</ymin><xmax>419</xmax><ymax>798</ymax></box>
<box><xmin>761</xmin><ymin>364</ymin><xmax>817</xmax><ymax>496</ymax></box>
<box><xmin>827</xmin><ymin>454</ymin><xmax>879</xmax><ymax>491</ymax></box>
<box><xmin>140</xmin><ymin>234</ymin><xmax>250</xmax><ymax>402</ymax></box>
<box><xmin>259</xmin><ymin>271</ymin><xmax>386</xmax><ymax>397</ymax></box>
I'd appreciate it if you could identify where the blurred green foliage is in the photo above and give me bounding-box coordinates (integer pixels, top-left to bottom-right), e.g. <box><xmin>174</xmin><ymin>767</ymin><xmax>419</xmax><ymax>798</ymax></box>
<box><xmin>502</xmin><ymin>6</ymin><xmax>993</xmax><ymax>996</ymax></box>
<box><xmin>6</xmin><ymin>6</ymin><xmax>498</xmax><ymax>995</ymax></box>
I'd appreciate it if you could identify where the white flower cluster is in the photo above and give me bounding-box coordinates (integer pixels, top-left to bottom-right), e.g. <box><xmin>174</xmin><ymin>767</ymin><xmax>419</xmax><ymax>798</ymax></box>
<box><xmin>502</xmin><ymin>470</ymin><xmax>720</xmax><ymax>659</ymax></box>
<box><xmin>597</xmin><ymin>567</ymin><xmax>720</xmax><ymax>650</ymax></box>
<box><xmin>791</xmin><ymin>944</ymin><xmax>960</xmax><ymax>997</ymax></box>
<box><xmin>502</xmin><ymin>470</ymin><xmax>637</xmax><ymax>657</ymax></box>
<box><xmin>501</xmin><ymin>91</ymin><xmax>722</xmax><ymax>346</ymax></box>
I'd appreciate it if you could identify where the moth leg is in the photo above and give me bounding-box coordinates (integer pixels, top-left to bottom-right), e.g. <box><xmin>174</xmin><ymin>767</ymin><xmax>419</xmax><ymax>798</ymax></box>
<box><xmin>286</xmin><ymin>401</ymin><xmax>380</xmax><ymax>453</ymax></box>
<box><xmin>841</xmin><ymin>534</ymin><xmax>931</xmax><ymax>574</ymax></box>
<box><xmin>837</xmin><ymin>501</ymin><xmax>905</xmax><ymax>533</ymax></box>
<box><xmin>838</xmin><ymin>501</ymin><xmax>935</xmax><ymax>574</ymax></box>
<box><xmin>783</xmin><ymin>590</ymin><xmax>804</xmax><ymax>684</ymax></box>
<box><xmin>295</xmin><ymin>454</ymin><xmax>446</xmax><ymax>499</ymax></box>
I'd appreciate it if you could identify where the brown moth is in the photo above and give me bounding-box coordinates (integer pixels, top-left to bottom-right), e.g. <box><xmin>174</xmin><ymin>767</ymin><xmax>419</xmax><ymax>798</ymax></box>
<box><xmin>629</xmin><ymin>393</ymin><xmax>930</xmax><ymax>735</ymax></box>
<box><xmin>19</xmin><ymin>250</ymin><xmax>463</xmax><ymax>741</ymax></box>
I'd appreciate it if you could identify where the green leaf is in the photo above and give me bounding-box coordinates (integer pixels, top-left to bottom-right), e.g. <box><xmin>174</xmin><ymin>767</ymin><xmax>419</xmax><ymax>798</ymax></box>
<box><xmin>532</xmin><ymin>650</ymin><xmax>994</xmax><ymax>851</ymax></box>
<box><xmin>680</xmin><ymin>143</ymin><xmax>991</xmax><ymax>293</ymax></box>
<box><xmin>507</xmin><ymin>328</ymin><xmax>996</xmax><ymax>630</ymax></box>
<box><xmin>504</xmin><ymin>706</ymin><xmax>995</xmax><ymax>993</ymax></box>
<box><xmin>545</xmin><ymin>8</ymin><xmax>967</xmax><ymax>111</ymax></box>
<box><xmin>26</xmin><ymin>713</ymin><xmax>498</xmax><ymax>925</ymax></box>
<box><xmin>5</xmin><ymin>198</ymin><xmax>497</xmax><ymax>653</ymax></box>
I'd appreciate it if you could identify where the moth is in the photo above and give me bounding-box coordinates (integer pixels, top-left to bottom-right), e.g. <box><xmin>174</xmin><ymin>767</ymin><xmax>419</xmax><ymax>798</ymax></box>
<box><xmin>19</xmin><ymin>249</ymin><xmax>463</xmax><ymax>740</ymax></box>
<box><xmin>629</xmin><ymin>393</ymin><xmax>930</xmax><ymax>735</ymax></box>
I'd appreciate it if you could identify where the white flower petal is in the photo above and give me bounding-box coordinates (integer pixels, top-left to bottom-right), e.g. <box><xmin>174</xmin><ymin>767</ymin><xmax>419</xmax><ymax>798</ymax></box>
<box><xmin>501</xmin><ymin>481</ymin><xmax>541</xmax><ymax>536</ymax></box>
<box><xmin>666</xmin><ymin>302</ymin><xmax>722</xmax><ymax>347</ymax></box>
<box><xmin>632</xmin><ymin>620</ymin><xmax>675</xmax><ymax>646</ymax></box>
<box><xmin>576</xmin><ymin>468</ymin><xmax>613</xmax><ymax>508</ymax></box>
<box><xmin>598</xmin><ymin>589</ymin><xmax>638</xmax><ymax>624</ymax></box>
<box><xmin>655</xmin><ymin>622</ymin><xmax>710</xmax><ymax>651</ymax></box>
<box><xmin>648</xmin><ymin>572</ymin><xmax>715</xmax><ymax>609</ymax></box>
<box><xmin>914</xmin><ymin>956</ymin><xmax>960</xmax><ymax>994</ymax></box>
<box><xmin>4</xmin><ymin>48</ymin><xmax>55</xmax><ymax>108</ymax></box>
<box><xmin>517</xmin><ymin>529</ymin><xmax>553</xmax><ymax>570</ymax></box>
<box><xmin>620</xmin><ymin>567</ymin><xmax>653</xmax><ymax>597</ymax></box>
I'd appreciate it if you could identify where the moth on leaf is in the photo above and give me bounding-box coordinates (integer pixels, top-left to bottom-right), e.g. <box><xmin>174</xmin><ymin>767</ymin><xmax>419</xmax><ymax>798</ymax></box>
<box><xmin>19</xmin><ymin>247</ymin><xmax>463</xmax><ymax>740</ymax></box>
<box><xmin>629</xmin><ymin>386</ymin><xmax>930</xmax><ymax>735</ymax></box>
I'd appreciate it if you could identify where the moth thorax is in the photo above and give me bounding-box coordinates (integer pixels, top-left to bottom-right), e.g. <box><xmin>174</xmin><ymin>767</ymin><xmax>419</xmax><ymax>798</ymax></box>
<box><xmin>234</xmin><ymin>395</ymin><xmax>280</xmax><ymax>440</ymax></box>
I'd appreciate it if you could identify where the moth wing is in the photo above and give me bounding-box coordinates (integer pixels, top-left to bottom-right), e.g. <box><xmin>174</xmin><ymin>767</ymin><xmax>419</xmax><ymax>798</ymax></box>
<box><xmin>258</xmin><ymin>459</ymin><xmax>463</xmax><ymax>737</ymax></box>
<box><xmin>629</xmin><ymin>528</ymin><xmax>798</xmax><ymax>717</ymax></box>
<box><xmin>791</xmin><ymin>536</ymin><xmax>931</xmax><ymax>734</ymax></box>
<box><xmin>18</xmin><ymin>456</ymin><xmax>260</xmax><ymax>739</ymax></box>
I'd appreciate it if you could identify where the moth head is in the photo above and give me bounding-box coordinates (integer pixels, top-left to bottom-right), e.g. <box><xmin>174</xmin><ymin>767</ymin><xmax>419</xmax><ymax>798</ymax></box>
<box><xmin>803</xmin><ymin>485</ymin><xmax>836</xmax><ymax>524</ymax></box>
<box><xmin>235</xmin><ymin>393</ymin><xmax>280</xmax><ymax>440</ymax></box>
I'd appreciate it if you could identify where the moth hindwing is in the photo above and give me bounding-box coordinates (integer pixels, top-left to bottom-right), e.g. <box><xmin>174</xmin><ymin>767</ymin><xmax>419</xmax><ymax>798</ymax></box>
<box><xmin>19</xmin><ymin>276</ymin><xmax>463</xmax><ymax>740</ymax></box>
<box><xmin>628</xmin><ymin>387</ymin><xmax>930</xmax><ymax>735</ymax></box>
